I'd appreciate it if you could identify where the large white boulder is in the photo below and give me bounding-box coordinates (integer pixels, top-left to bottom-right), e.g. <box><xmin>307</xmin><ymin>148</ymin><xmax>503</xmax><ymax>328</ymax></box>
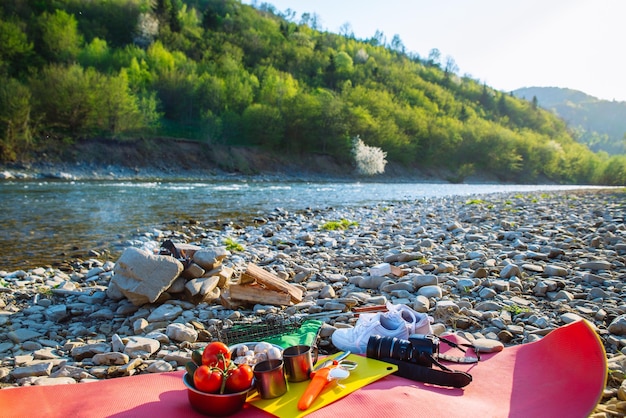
<box><xmin>109</xmin><ymin>247</ymin><xmax>183</xmax><ymax>306</ymax></box>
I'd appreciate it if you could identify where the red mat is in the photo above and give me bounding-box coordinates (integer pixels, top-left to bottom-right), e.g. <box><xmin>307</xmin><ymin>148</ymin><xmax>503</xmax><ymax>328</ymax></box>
<box><xmin>0</xmin><ymin>320</ymin><xmax>606</xmax><ymax>418</ymax></box>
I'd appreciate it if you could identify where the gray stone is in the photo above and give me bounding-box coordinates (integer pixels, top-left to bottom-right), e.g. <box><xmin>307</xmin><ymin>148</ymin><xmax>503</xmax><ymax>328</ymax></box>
<box><xmin>112</xmin><ymin>334</ymin><xmax>125</xmax><ymax>352</ymax></box>
<box><xmin>358</xmin><ymin>275</ymin><xmax>389</xmax><ymax>289</ymax></box>
<box><xmin>15</xmin><ymin>355</ymin><xmax>33</xmax><ymax>366</ymax></box>
<box><xmin>365</xmin><ymin>295</ymin><xmax>388</xmax><ymax>305</ymax></box>
<box><xmin>552</xmin><ymin>290</ymin><xmax>574</xmax><ymax>302</ymax></box>
<box><xmin>609</xmin><ymin>315</ymin><xmax>626</xmax><ymax>336</ymax></box>
<box><xmin>475</xmin><ymin>301</ymin><xmax>502</xmax><ymax>311</ymax></box>
<box><xmin>166</xmin><ymin>323</ymin><xmax>198</xmax><ymax>343</ymax></box>
<box><xmin>0</xmin><ymin>342</ymin><xmax>14</xmax><ymax>353</ymax></box>
<box><xmin>193</xmin><ymin>248</ymin><xmax>231</xmax><ymax>270</ymax></box>
<box><xmin>90</xmin><ymin>308</ymin><xmax>115</xmax><ymax>319</ymax></box>
<box><xmin>11</xmin><ymin>362</ymin><xmax>53</xmax><ymax>379</ymax></box>
<box><xmin>162</xmin><ymin>350</ymin><xmax>192</xmax><ymax>366</ymax></box>
<box><xmin>588</xmin><ymin>288</ymin><xmax>610</xmax><ymax>300</ymax></box>
<box><xmin>33</xmin><ymin>377</ymin><xmax>76</xmax><ymax>385</ymax></box>
<box><xmin>491</xmin><ymin>280</ymin><xmax>509</xmax><ymax>292</ymax></box>
<box><xmin>472</xmin><ymin>338</ymin><xmax>504</xmax><ymax>353</ymax></box>
<box><xmin>33</xmin><ymin>348</ymin><xmax>60</xmax><ymax>360</ymax></box>
<box><xmin>457</xmin><ymin>278</ymin><xmax>476</xmax><ymax>291</ymax></box>
<box><xmin>147</xmin><ymin>303</ymin><xmax>183</xmax><ymax>322</ymax></box>
<box><xmin>479</xmin><ymin>287</ymin><xmax>497</xmax><ymax>299</ymax></box>
<box><xmin>110</xmin><ymin>247</ymin><xmax>184</xmax><ymax>306</ymax></box>
<box><xmin>183</xmin><ymin>262</ymin><xmax>205</xmax><ymax>279</ymax></box>
<box><xmin>412</xmin><ymin>295</ymin><xmax>430</xmax><ymax>312</ymax></box>
<box><xmin>31</xmin><ymin>340</ymin><xmax>52</xmax><ymax>349</ymax></box>
<box><xmin>560</xmin><ymin>312</ymin><xmax>585</xmax><ymax>324</ymax></box>
<box><xmin>544</xmin><ymin>265</ymin><xmax>568</xmax><ymax>277</ymax></box>
<box><xmin>92</xmin><ymin>352</ymin><xmax>130</xmax><ymax>365</ymax></box>
<box><xmin>147</xmin><ymin>360</ymin><xmax>174</xmax><ymax>373</ymax></box>
<box><xmin>318</xmin><ymin>284</ymin><xmax>336</xmax><ymax>299</ymax></box>
<box><xmin>124</xmin><ymin>336</ymin><xmax>160</xmax><ymax>359</ymax></box>
<box><xmin>466</xmin><ymin>250</ymin><xmax>486</xmax><ymax>260</ymax></box>
<box><xmin>8</xmin><ymin>329</ymin><xmax>42</xmax><ymax>343</ymax></box>
<box><xmin>71</xmin><ymin>343</ymin><xmax>111</xmax><ymax>360</ymax></box>
<box><xmin>500</xmin><ymin>264</ymin><xmax>521</xmax><ymax>279</ymax></box>
<box><xmin>167</xmin><ymin>277</ymin><xmax>187</xmax><ymax>293</ymax></box>
<box><xmin>382</xmin><ymin>282</ymin><xmax>414</xmax><ymax>293</ymax></box>
<box><xmin>417</xmin><ymin>285</ymin><xmax>443</xmax><ymax>298</ymax></box>
<box><xmin>435</xmin><ymin>300</ymin><xmax>459</xmax><ymax>314</ymax></box>
<box><xmin>50</xmin><ymin>365</ymin><xmax>95</xmax><ymax>380</ymax></box>
<box><xmin>580</xmin><ymin>260</ymin><xmax>612</xmax><ymax>271</ymax></box>
<box><xmin>185</xmin><ymin>276</ymin><xmax>220</xmax><ymax>298</ymax></box>
<box><xmin>145</xmin><ymin>331</ymin><xmax>170</xmax><ymax>344</ymax></box>
<box><xmin>133</xmin><ymin>318</ymin><xmax>148</xmax><ymax>334</ymax></box>
<box><xmin>436</xmin><ymin>262</ymin><xmax>455</xmax><ymax>273</ymax></box>
<box><xmin>522</xmin><ymin>263</ymin><xmax>543</xmax><ymax>273</ymax></box>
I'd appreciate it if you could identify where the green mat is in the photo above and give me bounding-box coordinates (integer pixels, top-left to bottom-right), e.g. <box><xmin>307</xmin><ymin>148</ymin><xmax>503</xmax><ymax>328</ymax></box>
<box><xmin>263</xmin><ymin>320</ymin><xmax>323</xmax><ymax>348</ymax></box>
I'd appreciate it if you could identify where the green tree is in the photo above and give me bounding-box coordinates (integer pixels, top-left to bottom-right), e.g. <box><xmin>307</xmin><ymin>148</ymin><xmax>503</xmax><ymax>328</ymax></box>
<box><xmin>0</xmin><ymin>18</ymin><xmax>33</xmax><ymax>76</ymax></box>
<box><xmin>78</xmin><ymin>38</ymin><xmax>112</xmax><ymax>71</ymax></box>
<box><xmin>36</xmin><ymin>10</ymin><xmax>83</xmax><ymax>63</ymax></box>
<box><xmin>597</xmin><ymin>156</ymin><xmax>626</xmax><ymax>185</ymax></box>
<box><xmin>219</xmin><ymin>56</ymin><xmax>259</xmax><ymax>113</ymax></box>
<box><xmin>257</xmin><ymin>67</ymin><xmax>299</xmax><ymax>107</ymax></box>
<box><xmin>154</xmin><ymin>0</ymin><xmax>182</xmax><ymax>33</ymax></box>
<box><xmin>283</xmin><ymin>91</ymin><xmax>322</xmax><ymax>153</ymax></box>
<box><xmin>30</xmin><ymin>64</ymin><xmax>94</xmax><ymax>134</ymax></box>
<box><xmin>125</xmin><ymin>56</ymin><xmax>153</xmax><ymax>92</ymax></box>
<box><xmin>390</xmin><ymin>34</ymin><xmax>405</xmax><ymax>54</ymax></box>
<box><xmin>241</xmin><ymin>103</ymin><xmax>284</xmax><ymax>148</ymax></box>
<box><xmin>93</xmin><ymin>70</ymin><xmax>147</xmax><ymax>134</ymax></box>
<box><xmin>0</xmin><ymin>76</ymin><xmax>31</xmax><ymax>160</ymax></box>
<box><xmin>315</xmin><ymin>88</ymin><xmax>350</xmax><ymax>155</ymax></box>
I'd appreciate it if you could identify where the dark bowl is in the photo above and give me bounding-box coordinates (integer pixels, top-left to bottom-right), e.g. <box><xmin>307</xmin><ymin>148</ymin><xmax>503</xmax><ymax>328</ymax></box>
<box><xmin>182</xmin><ymin>373</ymin><xmax>252</xmax><ymax>417</ymax></box>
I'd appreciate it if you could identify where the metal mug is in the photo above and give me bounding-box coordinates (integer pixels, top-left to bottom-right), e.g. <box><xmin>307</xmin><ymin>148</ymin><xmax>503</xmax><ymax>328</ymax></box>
<box><xmin>282</xmin><ymin>344</ymin><xmax>319</xmax><ymax>382</ymax></box>
<box><xmin>253</xmin><ymin>359</ymin><xmax>288</xmax><ymax>399</ymax></box>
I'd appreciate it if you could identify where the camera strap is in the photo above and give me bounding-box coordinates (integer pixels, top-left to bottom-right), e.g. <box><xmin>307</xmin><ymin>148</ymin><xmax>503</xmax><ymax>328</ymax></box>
<box><xmin>380</xmin><ymin>356</ymin><xmax>473</xmax><ymax>388</ymax></box>
<box><xmin>376</xmin><ymin>337</ymin><xmax>479</xmax><ymax>388</ymax></box>
<box><xmin>435</xmin><ymin>337</ymin><xmax>481</xmax><ymax>364</ymax></box>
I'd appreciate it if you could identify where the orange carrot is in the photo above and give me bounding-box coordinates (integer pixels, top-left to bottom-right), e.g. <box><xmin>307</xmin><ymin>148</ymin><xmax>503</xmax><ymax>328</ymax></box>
<box><xmin>297</xmin><ymin>367</ymin><xmax>331</xmax><ymax>410</ymax></box>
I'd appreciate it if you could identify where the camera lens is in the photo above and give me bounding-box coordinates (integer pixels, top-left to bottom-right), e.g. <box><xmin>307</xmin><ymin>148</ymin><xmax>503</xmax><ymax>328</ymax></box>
<box><xmin>366</xmin><ymin>335</ymin><xmax>412</xmax><ymax>361</ymax></box>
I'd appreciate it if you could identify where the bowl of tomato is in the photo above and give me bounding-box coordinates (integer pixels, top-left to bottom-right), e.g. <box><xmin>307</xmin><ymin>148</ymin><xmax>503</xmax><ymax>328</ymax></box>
<box><xmin>184</xmin><ymin>342</ymin><xmax>255</xmax><ymax>416</ymax></box>
<box><xmin>183</xmin><ymin>372</ymin><xmax>252</xmax><ymax>417</ymax></box>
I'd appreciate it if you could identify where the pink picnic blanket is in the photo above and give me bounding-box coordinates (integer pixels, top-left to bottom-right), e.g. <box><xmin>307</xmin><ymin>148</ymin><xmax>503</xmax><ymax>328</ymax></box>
<box><xmin>0</xmin><ymin>320</ymin><xmax>606</xmax><ymax>417</ymax></box>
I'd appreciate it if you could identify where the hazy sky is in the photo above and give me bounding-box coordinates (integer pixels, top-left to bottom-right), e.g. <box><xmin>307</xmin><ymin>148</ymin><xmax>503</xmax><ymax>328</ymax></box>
<box><xmin>244</xmin><ymin>0</ymin><xmax>626</xmax><ymax>102</ymax></box>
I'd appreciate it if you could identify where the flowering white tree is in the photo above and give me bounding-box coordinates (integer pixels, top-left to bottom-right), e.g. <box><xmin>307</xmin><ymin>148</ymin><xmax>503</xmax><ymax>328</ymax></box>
<box><xmin>351</xmin><ymin>136</ymin><xmax>387</xmax><ymax>175</ymax></box>
<box><xmin>134</xmin><ymin>13</ymin><xmax>159</xmax><ymax>48</ymax></box>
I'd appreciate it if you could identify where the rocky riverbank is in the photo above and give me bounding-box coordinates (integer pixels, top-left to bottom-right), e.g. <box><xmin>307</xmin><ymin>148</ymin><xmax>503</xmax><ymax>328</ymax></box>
<box><xmin>1</xmin><ymin>189</ymin><xmax>626</xmax><ymax>416</ymax></box>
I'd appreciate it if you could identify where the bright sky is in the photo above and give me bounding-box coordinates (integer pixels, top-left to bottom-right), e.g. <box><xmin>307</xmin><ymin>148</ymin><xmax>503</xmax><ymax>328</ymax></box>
<box><xmin>244</xmin><ymin>0</ymin><xmax>626</xmax><ymax>102</ymax></box>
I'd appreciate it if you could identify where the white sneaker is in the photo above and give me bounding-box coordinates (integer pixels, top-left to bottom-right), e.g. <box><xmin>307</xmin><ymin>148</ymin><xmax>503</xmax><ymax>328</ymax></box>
<box><xmin>331</xmin><ymin>311</ymin><xmax>409</xmax><ymax>354</ymax></box>
<box><xmin>386</xmin><ymin>302</ymin><xmax>433</xmax><ymax>335</ymax></box>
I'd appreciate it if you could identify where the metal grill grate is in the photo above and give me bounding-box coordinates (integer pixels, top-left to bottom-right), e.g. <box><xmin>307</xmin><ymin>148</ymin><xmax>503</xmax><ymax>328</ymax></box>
<box><xmin>215</xmin><ymin>314</ymin><xmax>302</xmax><ymax>346</ymax></box>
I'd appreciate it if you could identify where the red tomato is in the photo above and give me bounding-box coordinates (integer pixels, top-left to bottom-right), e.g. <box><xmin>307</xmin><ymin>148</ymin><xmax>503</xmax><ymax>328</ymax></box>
<box><xmin>202</xmin><ymin>342</ymin><xmax>231</xmax><ymax>369</ymax></box>
<box><xmin>225</xmin><ymin>364</ymin><xmax>254</xmax><ymax>393</ymax></box>
<box><xmin>193</xmin><ymin>365</ymin><xmax>223</xmax><ymax>393</ymax></box>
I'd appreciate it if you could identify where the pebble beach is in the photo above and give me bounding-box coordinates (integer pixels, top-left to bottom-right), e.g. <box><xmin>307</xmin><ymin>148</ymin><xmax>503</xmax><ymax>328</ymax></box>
<box><xmin>1</xmin><ymin>188</ymin><xmax>626</xmax><ymax>417</ymax></box>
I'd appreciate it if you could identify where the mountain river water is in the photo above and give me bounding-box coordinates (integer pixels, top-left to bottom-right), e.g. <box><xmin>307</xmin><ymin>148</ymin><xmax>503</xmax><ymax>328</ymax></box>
<box><xmin>0</xmin><ymin>179</ymin><xmax>602</xmax><ymax>270</ymax></box>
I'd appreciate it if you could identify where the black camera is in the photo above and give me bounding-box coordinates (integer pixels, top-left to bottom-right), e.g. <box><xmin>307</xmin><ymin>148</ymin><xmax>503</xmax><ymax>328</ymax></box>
<box><xmin>366</xmin><ymin>334</ymin><xmax>439</xmax><ymax>368</ymax></box>
<box><xmin>365</xmin><ymin>333</ymin><xmax>476</xmax><ymax>388</ymax></box>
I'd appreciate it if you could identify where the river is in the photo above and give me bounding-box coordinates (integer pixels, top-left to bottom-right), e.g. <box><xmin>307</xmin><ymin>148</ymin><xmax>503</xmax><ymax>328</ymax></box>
<box><xmin>0</xmin><ymin>179</ymin><xmax>604</xmax><ymax>270</ymax></box>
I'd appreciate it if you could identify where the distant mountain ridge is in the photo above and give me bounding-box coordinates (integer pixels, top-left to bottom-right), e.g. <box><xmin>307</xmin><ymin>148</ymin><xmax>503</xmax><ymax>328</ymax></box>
<box><xmin>513</xmin><ymin>87</ymin><xmax>626</xmax><ymax>155</ymax></box>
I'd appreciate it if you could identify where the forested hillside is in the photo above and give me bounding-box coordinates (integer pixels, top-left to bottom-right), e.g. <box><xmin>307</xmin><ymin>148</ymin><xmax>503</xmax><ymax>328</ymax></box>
<box><xmin>514</xmin><ymin>87</ymin><xmax>626</xmax><ymax>156</ymax></box>
<box><xmin>1</xmin><ymin>0</ymin><xmax>625</xmax><ymax>184</ymax></box>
